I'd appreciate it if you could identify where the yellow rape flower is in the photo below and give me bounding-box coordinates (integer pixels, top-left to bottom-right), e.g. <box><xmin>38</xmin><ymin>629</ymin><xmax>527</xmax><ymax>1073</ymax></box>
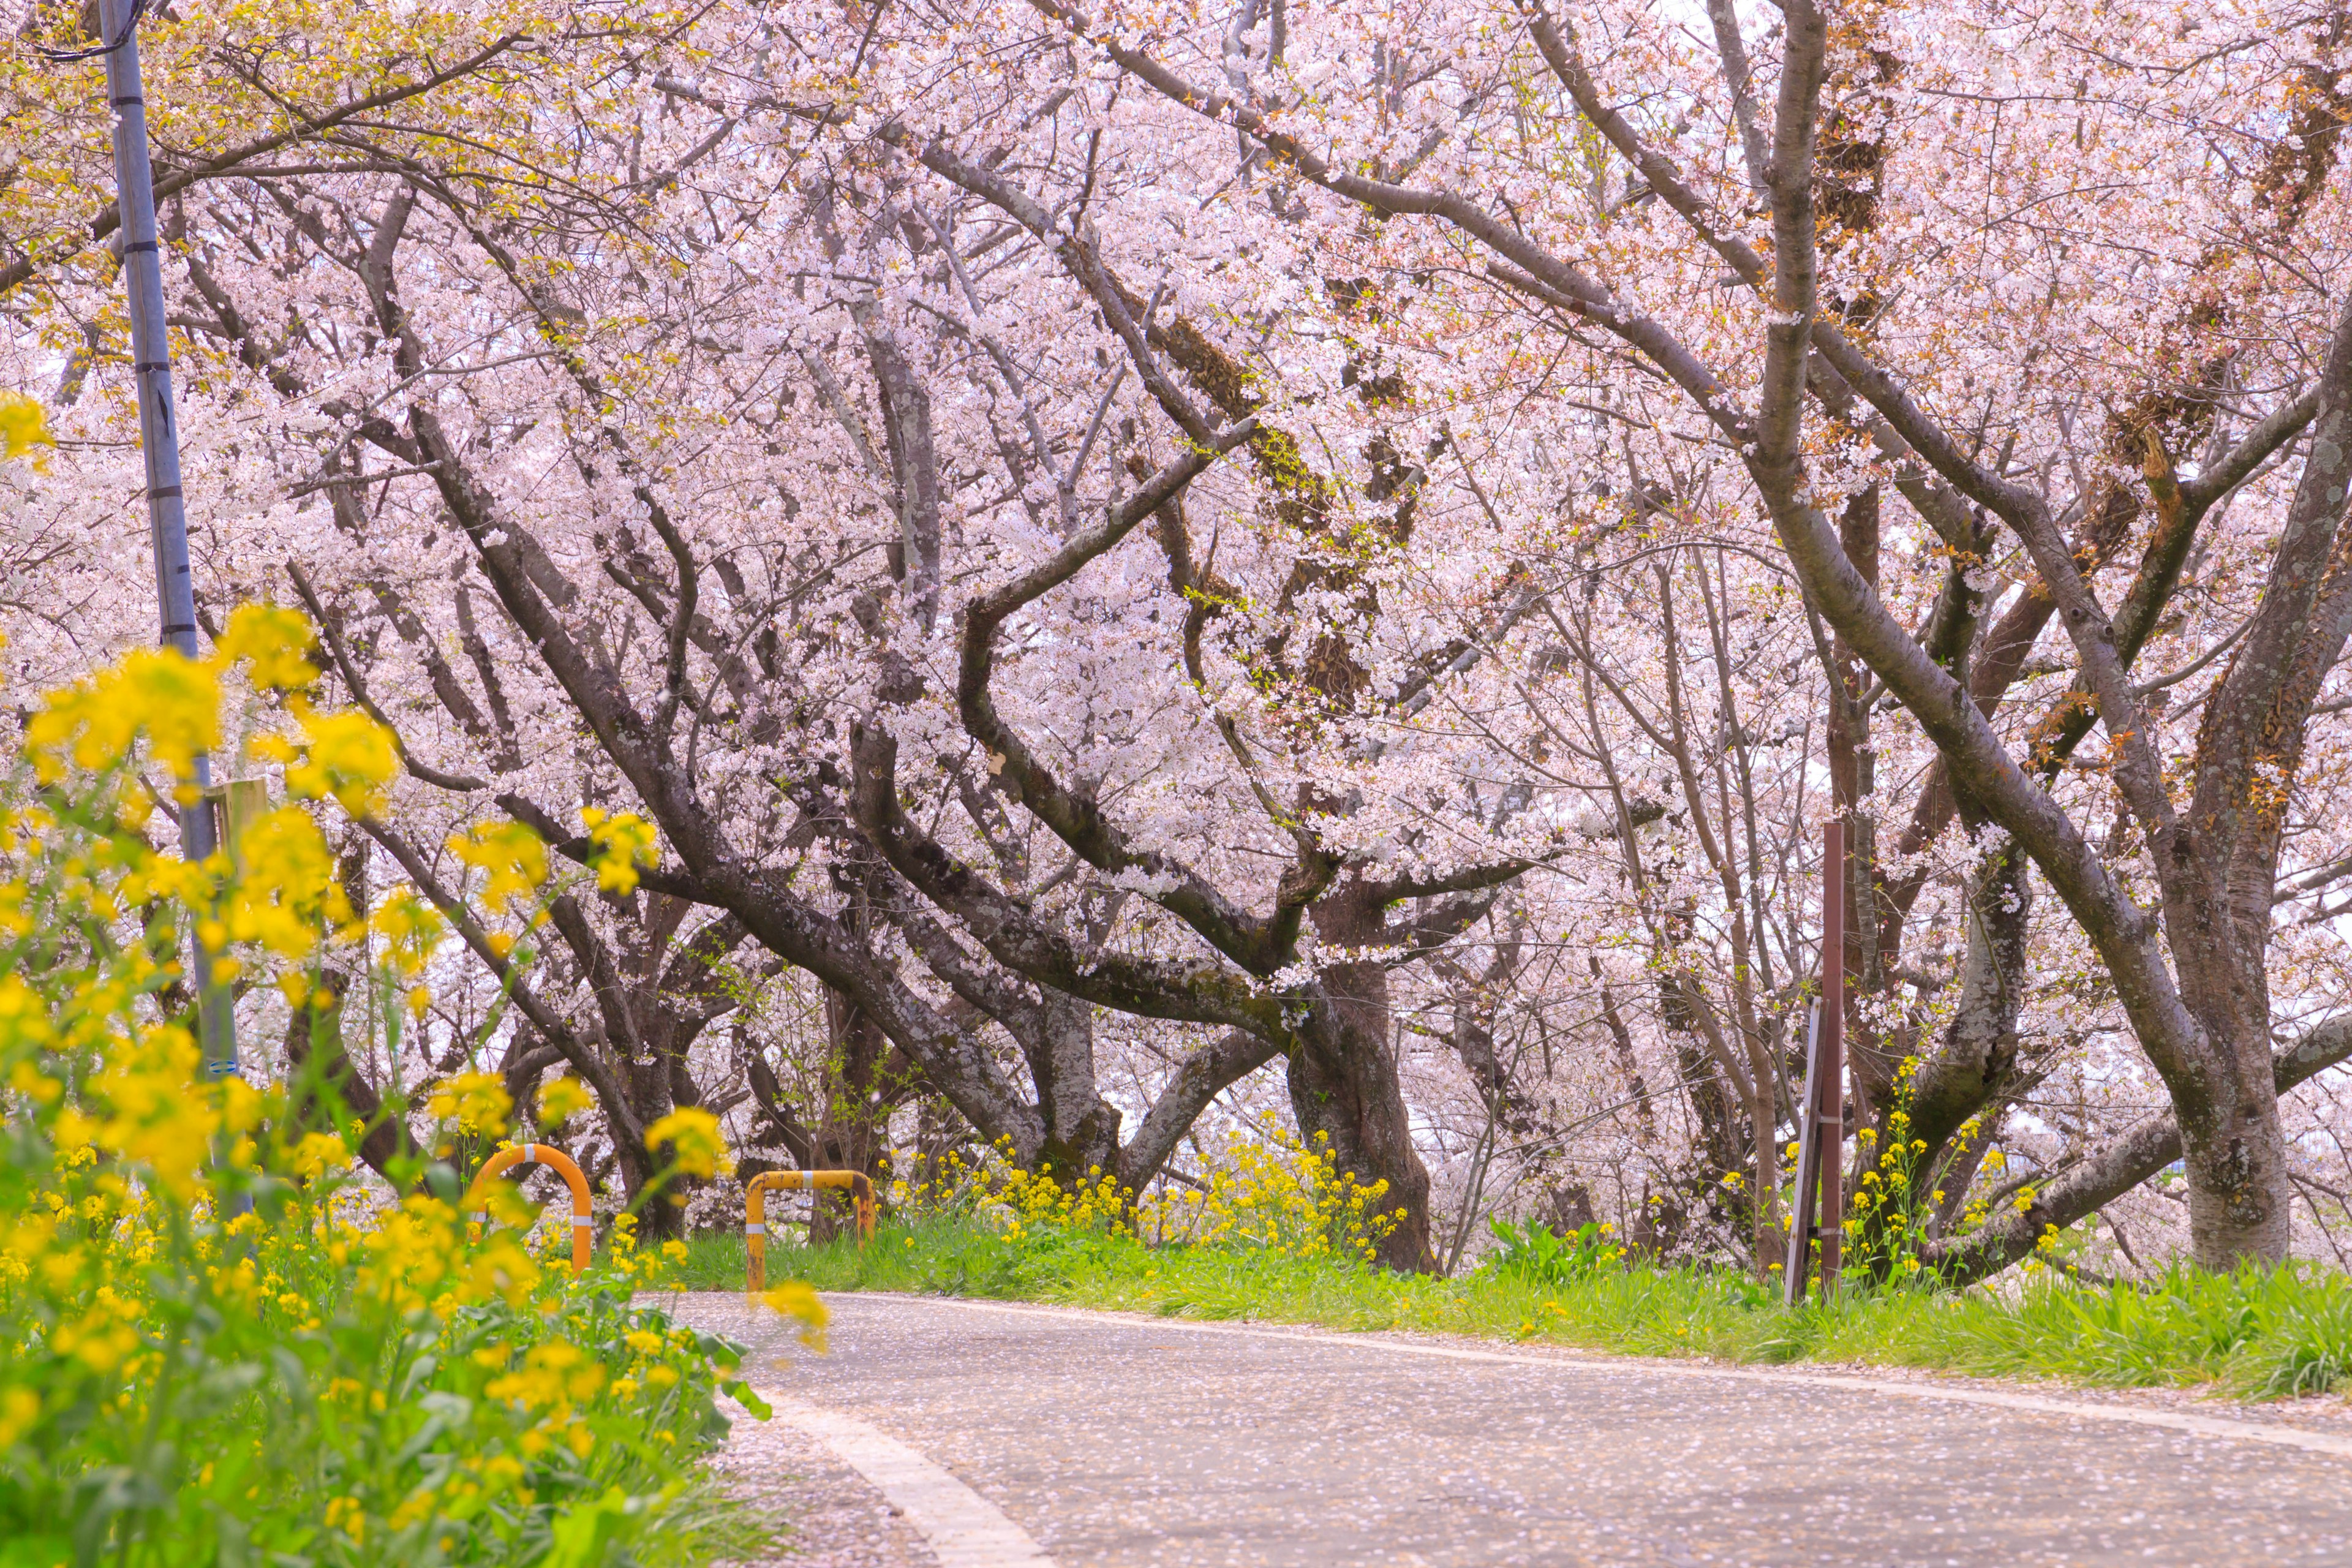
<box><xmin>213</xmin><ymin>603</ymin><xmax>318</xmax><ymax>690</ymax></box>
<box><xmin>53</xmin><ymin>1302</ymin><xmax>139</xmax><ymax>1373</ymax></box>
<box><xmin>0</xmin><ymin>393</ymin><xmax>51</xmax><ymax>462</ymax></box>
<box><xmin>86</xmin><ymin>1025</ymin><xmax>217</xmax><ymax>1199</ymax></box>
<box><xmin>448</xmin><ymin>820</ymin><xmax>548</xmax><ymax>910</ymax></box>
<box><xmin>323</xmin><ymin>1496</ymin><xmax>365</xmax><ymax>1542</ymax></box>
<box><xmin>7</xmin><ymin>1058</ymin><xmax>61</xmax><ymax>1106</ymax></box>
<box><xmin>537</xmin><ymin>1076</ymin><xmax>595</xmax><ymax>1128</ymax></box>
<box><xmin>581</xmin><ymin>807</ymin><xmax>660</xmax><ymax>895</ymax></box>
<box><xmin>486</xmin><ymin>1340</ymin><xmax>603</xmax><ymax>1412</ymax></box>
<box><xmin>0</xmin><ymin>1388</ymin><xmax>39</xmax><ymax>1449</ymax></box>
<box><xmin>457</xmin><ymin>1232</ymin><xmax>541</xmax><ymax>1306</ymax></box>
<box><xmin>28</xmin><ymin>649</ymin><xmax>221</xmax><ymax>788</ymax></box>
<box><xmin>370</xmin><ymin>888</ymin><xmax>445</xmax><ymax>977</ymax></box>
<box><xmin>265</xmin><ymin>708</ymin><xmax>398</xmax><ymax>816</ymax></box>
<box><xmin>221</xmin><ymin>1077</ymin><xmax>269</xmax><ymax>1135</ymax></box>
<box><xmin>761</xmin><ymin>1281</ymin><xmax>829</xmax><ymax>1349</ymax></box>
<box><xmin>645</xmin><ymin>1107</ymin><xmax>724</xmax><ymax>1180</ymax></box>
<box><xmin>289</xmin><ymin>1131</ymin><xmax>352</xmax><ymax>1183</ymax></box>
<box><xmin>426</xmin><ymin>1072</ymin><xmax>512</xmax><ymax>1137</ymax></box>
<box><xmin>224</xmin><ymin>807</ymin><xmax>352</xmax><ymax>957</ymax></box>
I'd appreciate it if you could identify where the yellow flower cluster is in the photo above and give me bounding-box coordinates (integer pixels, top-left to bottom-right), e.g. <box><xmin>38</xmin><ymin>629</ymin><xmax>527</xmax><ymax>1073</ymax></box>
<box><xmin>537</xmin><ymin>1076</ymin><xmax>595</xmax><ymax>1128</ymax></box>
<box><xmin>449</xmin><ymin>820</ymin><xmax>550</xmax><ymax>911</ymax></box>
<box><xmin>1843</xmin><ymin>1057</ymin><xmax>1938</xmax><ymax>1283</ymax></box>
<box><xmin>1837</xmin><ymin>1055</ymin><xmax>2078</xmax><ymax>1284</ymax></box>
<box><xmin>29</xmin><ymin>648</ymin><xmax>225</xmax><ymax>795</ymax></box>
<box><xmin>211</xmin><ymin>603</ymin><xmax>319</xmax><ymax>692</ymax></box>
<box><xmin>0</xmin><ymin>619</ymin><xmax>809</xmax><ymax>1559</ymax></box>
<box><xmin>1136</xmin><ymin>1115</ymin><xmax>1400</xmax><ymax>1263</ymax></box>
<box><xmin>892</xmin><ymin>1119</ymin><xmax>1399</xmax><ymax>1267</ymax></box>
<box><xmin>261</xmin><ymin>707</ymin><xmax>398</xmax><ymax>817</ymax></box>
<box><xmin>222</xmin><ymin>805</ymin><xmax>355</xmax><ymax>957</ymax></box>
<box><xmin>0</xmin><ymin>391</ymin><xmax>51</xmax><ymax>463</ymax></box>
<box><xmin>428</xmin><ymin>1071</ymin><xmax>514</xmax><ymax>1136</ymax></box>
<box><xmin>370</xmin><ymin>887</ymin><xmax>446</xmax><ymax>977</ymax></box>
<box><xmin>581</xmin><ymin>807</ymin><xmax>660</xmax><ymax>895</ymax></box>
<box><xmin>646</xmin><ymin>1107</ymin><xmax>726</xmax><ymax>1181</ymax></box>
<box><xmin>761</xmin><ymin>1282</ymin><xmax>830</xmax><ymax>1351</ymax></box>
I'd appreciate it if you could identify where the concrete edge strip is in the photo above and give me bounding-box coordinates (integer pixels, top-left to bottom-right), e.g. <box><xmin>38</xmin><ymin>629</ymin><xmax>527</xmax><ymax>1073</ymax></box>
<box><xmin>750</xmin><ymin>1384</ymin><xmax>1059</xmax><ymax>1567</ymax></box>
<box><xmin>877</xmin><ymin>1295</ymin><xmax>2352</xmax><ymax>1460</ymax></box>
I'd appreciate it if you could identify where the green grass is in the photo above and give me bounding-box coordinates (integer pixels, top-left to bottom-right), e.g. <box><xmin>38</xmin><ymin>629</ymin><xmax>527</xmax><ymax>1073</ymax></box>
<box><xmin>678</xmin><ymin>1214</ymin><xmax>2352</xmax><ymax>1402</ymax></box>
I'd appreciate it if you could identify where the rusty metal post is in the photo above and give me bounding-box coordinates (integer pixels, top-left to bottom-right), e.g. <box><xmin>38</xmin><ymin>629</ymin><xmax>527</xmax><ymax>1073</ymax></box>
<box><xmin>1817</xmin><ymin>817</ymin><xmax>1845</xmax><ymax>1294</ymax></box>
<box><xmin>1782</xmin><ymin>998</ymin><xmax>1822</xmax><ymax>1305</ymax></box>
<box><xmin>746</xmin><ymin>1169</ymin><xmax>875</xmax><ymax>1292</ymax></box>
<box><xmin>1784</xmin><ymin>820</ymin><xmax>1847</xmax><ymax>1305</ymax></box>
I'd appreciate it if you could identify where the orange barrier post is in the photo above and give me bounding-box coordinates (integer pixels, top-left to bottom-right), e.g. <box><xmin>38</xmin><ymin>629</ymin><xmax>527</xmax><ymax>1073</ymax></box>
<box><xmin>467</xmin><ymin>1142</ymin><xmax>594</xmax><ymax>1275</ymax></box>
<box><xmin>745</xmin><ymin>1169</ymin><xmax>876</xmax><ymax>1291</ymax></box>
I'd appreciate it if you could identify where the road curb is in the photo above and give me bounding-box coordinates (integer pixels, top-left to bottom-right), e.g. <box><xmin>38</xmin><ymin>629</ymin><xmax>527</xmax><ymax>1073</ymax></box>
<box><xmin>750</xmin><ymin>1384</ymin><xmax>1058</xmax><ymax>1567</ymax></box>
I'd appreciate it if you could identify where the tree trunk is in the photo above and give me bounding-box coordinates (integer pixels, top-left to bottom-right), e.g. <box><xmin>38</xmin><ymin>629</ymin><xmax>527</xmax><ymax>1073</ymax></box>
<box><xmin>620</xmin><ymin>1027</ymin><xmax>685</xmax><ymax>1238</ymax></box>
<box><xmin>1286</xmin><ymin>1007</ymin><xmax>1433</xmax><ymax>1272</ymax></box>
<box><xmin>1023</xmin><ymin>990</ymin><xmax>1125</xmax><ymax>1186</ymax></box>
<box><xmin>810</xmin><ymin>984</ymin><xmax>911</xmax><ymax>1241</ymax></box>
<box><xmin>282</xmin><ymin>965</ymin><xmax>420</xmax><ymax>1184</ymax></box>
<box><xmin>1909</xmin><ymin>832</ymin><xmax>2032</xmax><ymax>1157</ymax></box>
<box><xmin>1298</xmin><ymin>885</ymin><xmax>1434</xmax><ymax>1270</ymax></box>
<box><xmin>2168</xmin><ymin>945</ymin><xmax>2298</xmax><ymax>1262</ymax></box>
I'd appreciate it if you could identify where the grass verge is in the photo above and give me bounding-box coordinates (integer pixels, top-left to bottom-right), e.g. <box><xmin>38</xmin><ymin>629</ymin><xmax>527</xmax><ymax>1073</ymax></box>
<box><xmin>677</xmin><ymin>1214</ymin><xmax>2352</xmax><ymax>1403</ymax></box>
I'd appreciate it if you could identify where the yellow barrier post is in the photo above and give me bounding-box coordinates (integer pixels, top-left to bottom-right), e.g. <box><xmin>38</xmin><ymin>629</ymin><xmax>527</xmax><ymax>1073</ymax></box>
<box><xmin>745</xmin><ymin>1169</ymin><xmax>876</xmax><ymax>1291</ymax></box>
<box><xmin>467</xmin><ymin>1142</ymin><xmax>594</xmax><ymax>1275</ymax></box>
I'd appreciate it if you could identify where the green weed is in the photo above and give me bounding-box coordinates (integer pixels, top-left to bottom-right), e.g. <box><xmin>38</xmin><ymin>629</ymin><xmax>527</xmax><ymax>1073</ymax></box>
<box><xmin>676</xmin><ymin>1214</ymin><xmax>2352</xmax><ymax>1403</ymax></box>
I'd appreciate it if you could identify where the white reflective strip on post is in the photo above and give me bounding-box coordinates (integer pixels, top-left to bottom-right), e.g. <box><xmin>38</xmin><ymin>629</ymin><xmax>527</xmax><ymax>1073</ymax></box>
<box><xmin>522</xmin><ymin>1142</ymin><xmax>537</xmax><ymax>1162</ymax></box>
<box><xmin>572</xmin><ymin>1216</ymin><xmax>593</xmax><ymax>1227</ymax></box>
<box><xmin>469</xmin><ymin>1212</ymin><xmax>488</xmax><ymax>1224</ymax></box>
<box><xmin>745</xmin><ymin>1223</ymin><xmax>766</xmax><ymax>1235</ymax></box>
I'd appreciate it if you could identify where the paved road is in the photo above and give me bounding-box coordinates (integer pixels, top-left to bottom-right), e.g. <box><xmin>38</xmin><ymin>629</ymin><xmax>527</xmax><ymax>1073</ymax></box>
<box><xmin>674</xmin><ymin>1291</ymin><xmax>2352</xmax><ymax>1567</ymax></box>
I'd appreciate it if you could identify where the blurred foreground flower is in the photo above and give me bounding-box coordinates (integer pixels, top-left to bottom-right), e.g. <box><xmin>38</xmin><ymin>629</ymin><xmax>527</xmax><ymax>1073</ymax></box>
<box><xmin>762</xmin><ymin>1281</ymin><xmax>829</xmax><ymax>1351</ymax></box>
<box><xmin>646</xmin><ymin>1107</ymin><xmax>725</xmax><ymax>1181</ymax></box>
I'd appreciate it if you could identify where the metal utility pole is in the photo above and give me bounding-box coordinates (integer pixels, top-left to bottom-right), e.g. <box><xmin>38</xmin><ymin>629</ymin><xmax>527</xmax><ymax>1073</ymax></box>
<box><xmin>95</xmin><ymin>0</ymin><xmax>238</xmax><ymax>1080</ymax></box>
<box><xmin>1783</xmin><ymin>818</ymin><xmax>1846</xmax><ymax>1305</ymax></box>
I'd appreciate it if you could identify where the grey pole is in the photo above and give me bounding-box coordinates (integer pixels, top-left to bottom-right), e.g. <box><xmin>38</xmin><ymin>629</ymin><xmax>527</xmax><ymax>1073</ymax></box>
<box><xmin>97</xmin><ymin>0</ymin><xmax>238</xmax><ymax>1080</ymax></box>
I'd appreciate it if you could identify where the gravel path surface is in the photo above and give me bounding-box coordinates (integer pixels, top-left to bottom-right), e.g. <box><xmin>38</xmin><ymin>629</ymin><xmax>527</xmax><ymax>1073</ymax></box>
<box><xmin>676</xmin><ymin>1290</ymin><xmax>2352</xmax><ymax>1567</ymax></box>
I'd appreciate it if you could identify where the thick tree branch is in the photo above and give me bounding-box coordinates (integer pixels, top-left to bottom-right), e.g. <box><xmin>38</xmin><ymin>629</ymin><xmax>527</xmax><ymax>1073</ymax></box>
<box><xmin>954</xmin><ymin>426</ymin><xmax>1324</xmax><ymax>979</ymax></box>
<box><xmin>848</xmin><ymin>725</ymin><xmax>1292</xmax><ymax>1038</ymax></box>
<box><xmin>358</xmin><ymin>813</ymin><xmax>649</xmax><ymax>1151</ymax></box>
